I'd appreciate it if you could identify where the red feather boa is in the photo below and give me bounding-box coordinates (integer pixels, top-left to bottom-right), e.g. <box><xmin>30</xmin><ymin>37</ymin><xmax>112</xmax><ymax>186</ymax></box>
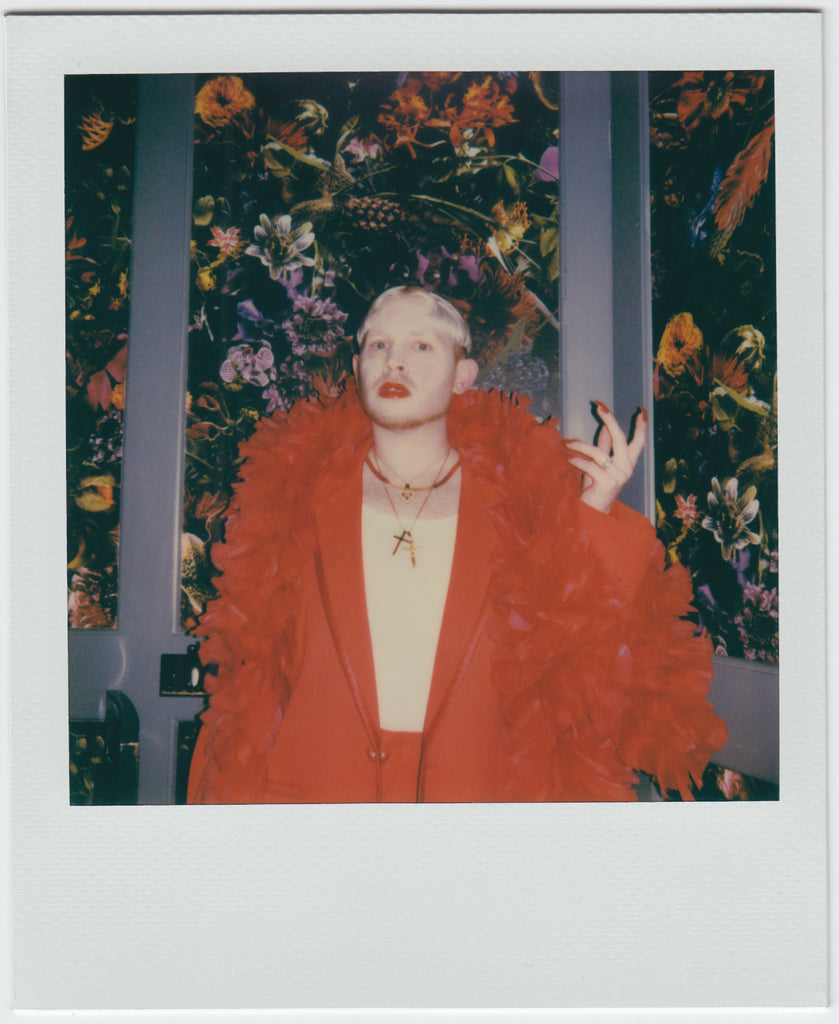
<box><xmin>195</xmin><ymin>385</ymin><xmax>727</xmax><ymax>802</ymax></box>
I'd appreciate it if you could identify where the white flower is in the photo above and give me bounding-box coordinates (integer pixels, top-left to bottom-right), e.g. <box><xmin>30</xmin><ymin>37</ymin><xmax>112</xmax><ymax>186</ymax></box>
<box><xmin>700</xmin><ymin>476</ymin><xmax>761</xmax><ymax>561</ymax></box>
<box><xmin>245</xmin><ymin>213</ymin><xmax>315</xmax><ymax>282</ymax></box>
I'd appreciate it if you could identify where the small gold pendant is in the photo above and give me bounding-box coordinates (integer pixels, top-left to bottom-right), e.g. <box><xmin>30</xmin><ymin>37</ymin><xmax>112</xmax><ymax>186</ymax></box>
<box><xmin>392</xmin><ymin>529</ymin><xmax>419</xmax><ymax>568</ymax></box>
<box><xmin>400</xmin><ymin>485</ymin><xmax>414</xmax><ymax>502</ymax></box>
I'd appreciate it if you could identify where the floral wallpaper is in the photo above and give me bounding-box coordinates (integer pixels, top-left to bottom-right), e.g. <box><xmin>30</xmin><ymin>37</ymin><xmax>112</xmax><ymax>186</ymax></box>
<box><xmin>65</xmin><ymin>76</ymin><xmax>137</xmax><ymax>629</ymax></box>
<box><xmin>649</xmin><ymin>72</ymin><xmax>777</xmax><ymax>664</ymax></box>
<box><xmin>182</xmin><ymin>71</ymin><xmax>561</xmax><ymax>628</ymax></box>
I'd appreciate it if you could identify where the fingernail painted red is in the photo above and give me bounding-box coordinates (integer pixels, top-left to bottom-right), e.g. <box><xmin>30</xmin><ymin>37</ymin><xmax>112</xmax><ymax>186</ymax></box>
<box><xmin>640</xmin><ymin>407</ymin><xmax>648</xmax><ymax>422</ymax></box>
<box><xmin>595</xmin><ymin>401</ymin><xmax>610</xmax><ymax>415</ymax></box>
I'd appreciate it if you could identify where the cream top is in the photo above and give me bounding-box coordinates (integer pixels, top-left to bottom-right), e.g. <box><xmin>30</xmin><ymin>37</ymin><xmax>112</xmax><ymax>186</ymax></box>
<box><xmin>361</xmin><ymin>503</ymin><xmax>458</xmax><ymax>732</ymax></box>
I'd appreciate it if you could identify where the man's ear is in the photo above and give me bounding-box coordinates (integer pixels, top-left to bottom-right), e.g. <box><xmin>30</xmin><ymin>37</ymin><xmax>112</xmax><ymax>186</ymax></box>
<box><xmin>453</xmin><ymin>357</ymin><xmax>479</xmax><ymax>394</ymax></box>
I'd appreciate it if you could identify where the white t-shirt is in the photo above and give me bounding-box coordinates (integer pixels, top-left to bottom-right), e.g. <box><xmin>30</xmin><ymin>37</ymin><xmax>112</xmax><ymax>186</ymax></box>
<box><xmin>361</xmin><ymin>503</ymin><xmax>458</xmax><ymax>732</ymax></box>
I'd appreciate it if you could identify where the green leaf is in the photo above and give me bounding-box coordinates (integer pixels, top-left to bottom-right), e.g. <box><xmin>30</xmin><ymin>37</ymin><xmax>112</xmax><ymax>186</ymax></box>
<box><xmin>261</xmin><ymin>147</ymin><xmax>293</xmax><ymax>178</ymax></box>
<box><xmin>193</xmin><ymin>195</ymin><xmax>215</xmax><ymax>226</ymax></box>
<box><xmin>264</xmin><ymin>138</ymin><xmax>329</xmax><ymax>171</ymax></box>
<box><xmin>712</xmin><ymin>380</ymin><xmax>770</xmax><ymax>416</ymax></box>
<box><xmin>502</xmin><ymin>163</ymin><xmax>520</xmax><ymax>195</ymax></box>
<box><xmin>337</xmin><ymin>114</ymin><xmax>360</xmax><ymax>147</ymax></box>
<box><xmin>540</xmin><ymin>226</ymin><xmax>558</xmax><ymax>258</ymax></box>
<box><xmin>548</xmin><ymin>245</ymin><xmax>559</xmax><ymax>282</ymax></box>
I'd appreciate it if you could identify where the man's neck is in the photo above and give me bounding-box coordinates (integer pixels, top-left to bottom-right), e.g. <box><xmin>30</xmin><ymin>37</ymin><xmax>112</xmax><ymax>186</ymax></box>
<box><xmin>370</xmin><ymin>420</ymin><xmax>450</xmax><ymax>484</ymax></box>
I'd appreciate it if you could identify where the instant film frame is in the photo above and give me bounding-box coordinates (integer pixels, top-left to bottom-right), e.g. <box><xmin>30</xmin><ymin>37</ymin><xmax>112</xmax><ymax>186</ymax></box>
<box><xmin>6</xmin><ymin>9</ymin><xmax>826</xmax><ymax>1017</ymax></box>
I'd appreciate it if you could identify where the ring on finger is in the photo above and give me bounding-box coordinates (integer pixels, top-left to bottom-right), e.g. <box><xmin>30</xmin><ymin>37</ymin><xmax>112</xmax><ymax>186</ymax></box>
<box><xmin>600</xmin><ymin>456</ymin><xmax>614</xmax><ymax>469</ymax></box>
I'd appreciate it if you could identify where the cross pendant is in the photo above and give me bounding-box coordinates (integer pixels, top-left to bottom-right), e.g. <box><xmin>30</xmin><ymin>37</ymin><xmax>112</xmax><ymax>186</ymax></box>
<box><xmin>392</xmin><ymin>529</ymin><xmax>419</xmax><ymax>568</ymax></box>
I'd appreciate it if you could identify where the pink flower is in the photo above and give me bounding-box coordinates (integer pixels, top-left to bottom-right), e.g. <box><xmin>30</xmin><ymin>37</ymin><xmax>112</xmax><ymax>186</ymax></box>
<box><xmin>342</xmin><ymin>136</ymin><xmax>382</xmax><ymax>163</ymax></box>
<box><xmin>533</xmin><ymin>145</ymin><xmax>558</xmax><ymax>182</ymax></box>
<box><xmin>674</xmin><ymin>493</ymin><xmax>699</xmax><ymax>527</ymax></box>
<box><xmin>220</xmin><ymin>343</ymin><xmax>277</xmax><ymax>387</ymax></box>
<box><xmin>208</xmin><ymin>225</ymin><xmax>243</xmax><ymax>257</ymax></box>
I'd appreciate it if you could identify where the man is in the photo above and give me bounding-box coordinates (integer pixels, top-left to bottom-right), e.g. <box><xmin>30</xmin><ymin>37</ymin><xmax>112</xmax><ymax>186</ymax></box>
<box><xmin>188</xmin><ymin>286</ymin><xmax>727</xmax><ymax>803</ymax></box>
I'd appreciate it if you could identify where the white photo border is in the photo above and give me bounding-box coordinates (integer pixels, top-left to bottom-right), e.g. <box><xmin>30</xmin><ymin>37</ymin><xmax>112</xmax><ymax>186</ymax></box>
<box><xmin>4</xmin><ymin>7</ymin><xmax>827</xmax><ymax>1018</ymax></box>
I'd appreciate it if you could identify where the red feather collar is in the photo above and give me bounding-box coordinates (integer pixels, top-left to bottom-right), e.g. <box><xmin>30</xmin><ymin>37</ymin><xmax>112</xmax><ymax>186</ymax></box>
<box><xmin>195</xmin><ymin>385</ymin><xmax>725</xmax><ymax>802</ymax></box>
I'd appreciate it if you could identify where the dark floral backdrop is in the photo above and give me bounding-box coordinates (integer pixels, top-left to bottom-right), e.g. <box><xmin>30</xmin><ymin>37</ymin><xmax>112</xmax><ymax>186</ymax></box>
<box><xmin>182</xmin><ymin>71</ymin><xmax>561</xmax><ymax>628</ymax></box>
<box><xmin>649</xmin><ymin>71</ymin><xmax>777</xmax><ymax>665</ymax></box>
<box><xmin>65</xmin><ymin>76</ymin><xmax>137</xmax><ymax>629</ymax></box>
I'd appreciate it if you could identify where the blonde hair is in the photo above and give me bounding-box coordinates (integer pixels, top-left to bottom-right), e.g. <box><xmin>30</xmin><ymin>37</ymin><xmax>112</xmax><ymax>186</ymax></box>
<box><xmin>356</xmin><ymin>286</ymin><xmax>472</xmax><ymax>356</ymax></box>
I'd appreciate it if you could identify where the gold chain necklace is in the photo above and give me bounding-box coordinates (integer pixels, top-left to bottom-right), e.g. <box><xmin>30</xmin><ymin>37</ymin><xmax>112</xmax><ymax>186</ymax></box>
<box><xmin>373</xmin><ymin>447</ymin><xmax>453</xmax><ymax>568</ymax></box>
<box><xmin>365</xmin><ymin>449</ymin><xmax>461</xmax><ymax>503</ymax></box>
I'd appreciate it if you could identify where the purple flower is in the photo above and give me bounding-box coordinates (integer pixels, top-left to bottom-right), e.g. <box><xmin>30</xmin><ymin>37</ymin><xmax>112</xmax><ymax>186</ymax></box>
<box><xmin>220</xmin><ymin>343</ymin><xmax>277</xmax><ymax>388</ymax></box>
<box><xmin>734</xmin><ymin>581</ymin><xmax>779</xmax><ymax>663</ymax></box>
<box><xmin>262</xmin><ymin>383</ymin><xmax>284</xmax><ymax>414</ymax></box>
<box><xmin>233</xmin><ymin>300</ymin><xmax>281</xmax><ymax>343</ymax></box>
<box><xmin>415</xmin><ymin>247</ymin><xmax>484</xmax><ymax>291</ymax></box>
<box><xmin>282</xmin><ymin>293</ymin><xmax>348</xmax><ymax>357</ymax></box>
<box><xmin>89</xmin><ymin>408</ymin><xmax>124</xmax><ymax>466</ymax></box>
<box><xmin>533</xmin><ymin>146</ymin><xmax>559</xmax><ymax>182</ymax></box>
<box><xmin>263</xmin><ymin>357</ymin><xmax>314</xmax><ymax>413</ymax></box>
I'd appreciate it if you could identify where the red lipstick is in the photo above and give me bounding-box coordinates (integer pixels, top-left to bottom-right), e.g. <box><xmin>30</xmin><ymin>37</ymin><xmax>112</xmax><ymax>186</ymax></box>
<box><xmin>378</xmin><ymin>381</ymin><xmax>410</xmax><ymax>398</ymax></box>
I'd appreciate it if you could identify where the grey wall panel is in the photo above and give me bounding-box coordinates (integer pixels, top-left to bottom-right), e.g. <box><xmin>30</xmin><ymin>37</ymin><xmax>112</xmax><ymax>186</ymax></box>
<box><xmin>708</xmin><ymin>656</ymin><xmax>779</xmax><ymax>785</ymax></box>
<box><xmin>559</xmin><ymin>72</ymin><xmax>614</xmax><ymax>445</ymax></box>
<box><xmin>610</xmin><ymin>71</ymin><xmax>654</xmax><ymax>519</ymax></box>
<box><xmin>67</xmin><ymin>74</ymin><xmax>200</xmax><ymax>804</ymax></box>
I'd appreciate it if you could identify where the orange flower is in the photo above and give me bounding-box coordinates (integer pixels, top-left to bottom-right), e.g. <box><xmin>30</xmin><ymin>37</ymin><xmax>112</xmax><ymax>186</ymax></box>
<box><xmin>431</xmin><ymin>75</ymin><xmax>516</xmax><ymax>148</ymax></box>
<box><xmin>711</xmin><ymin>353</ymin><xmax>749</xmax><ymax>393</ymax></box>
<box><xmin>419</xmin><ymin>72</ymin><xmax>462</xmax><ymax>93</ymax></box>
<box><xmin>378</xmin><ymin>78</ymin><xmax>431</xmax><ymax>157</ymax></box>
<box><xmin>455</xmin><ymin>266</ymin><xmax>541</xmax><ymax>366</ymax></box>
<box><xmin>79</xmin><ymin>110</ymin><xmax>114</xmax><ymax>151</ymax></box>
<box><xmin>194</xmin><ymin>491</ymin><xmax>229</xmax><ymax>522</ymax></box>
<box><xmin>712</xmin><ymin>117</ymin><xmax>774</xmax><ymax>235</ymax></box>
<box><xmin>675</xmin><ymin>71</ymin><xmax>765</xmax><ymax>134</ymax></box>
<box><xmin>195</xmin><ymin>76</ymin><xmax>255</xmax><ymax>128</ymax></box>
<box><xmin>656</xmin><ymin>312</ymin><xmax>705</xmax><ymax>381</ymax></box>
<box><xmin>266</xmin><ymin>117</ymin><xmax>308</xmax><ymax>150</ymax></box>
<box><xmin>490</xmin><ymin>201</ymin><xmax>531</xmax><ymax>254</ymax></box>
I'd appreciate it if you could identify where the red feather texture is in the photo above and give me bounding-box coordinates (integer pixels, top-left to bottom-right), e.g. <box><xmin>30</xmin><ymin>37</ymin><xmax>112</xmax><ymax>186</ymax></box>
<box><xmin>713</xmin><ymin>116</ymin><xmax>774</xmax><ymax>236</ymax></box>
<box><xmin>193</xmin><ymin>386</ymin><xmax>726</xmax><ymax>802</ymax></box>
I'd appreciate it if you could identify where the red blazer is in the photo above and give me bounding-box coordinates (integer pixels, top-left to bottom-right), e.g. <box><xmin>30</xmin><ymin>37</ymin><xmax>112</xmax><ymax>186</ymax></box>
<box><xmin>187</xmin><ymin>389</ymin><xmax>726</xmax><ymax>804</ymax></box>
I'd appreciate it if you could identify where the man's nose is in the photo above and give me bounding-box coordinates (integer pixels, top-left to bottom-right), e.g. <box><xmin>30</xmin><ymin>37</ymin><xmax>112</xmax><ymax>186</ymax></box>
<box><xmin>385</xmin><ymin>347</ymin><xmax>406</xmax><ymax>370</ymax></box>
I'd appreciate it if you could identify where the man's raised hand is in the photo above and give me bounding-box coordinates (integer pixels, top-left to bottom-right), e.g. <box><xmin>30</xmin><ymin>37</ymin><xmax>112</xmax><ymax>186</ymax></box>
<box><xmin>566</xmin><ymin>402</ymin><xmax>647</xmax><ymax>514</ymax></box>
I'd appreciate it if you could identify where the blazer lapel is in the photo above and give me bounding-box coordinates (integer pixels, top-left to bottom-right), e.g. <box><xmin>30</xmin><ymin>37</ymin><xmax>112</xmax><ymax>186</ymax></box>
<box><xmin>314</xmin><ymin>452</ymin><xmax>501</xmax><ymax>743</ymax></box>
<box><xmin>313</xmin><ymin>458</ymin><xmax>380</xmax><ymax>742</ymax></box>
<box><xmin>424</xmin><ymin>463</ymin><xmax>500</xmax><ymax>734</ymax></box>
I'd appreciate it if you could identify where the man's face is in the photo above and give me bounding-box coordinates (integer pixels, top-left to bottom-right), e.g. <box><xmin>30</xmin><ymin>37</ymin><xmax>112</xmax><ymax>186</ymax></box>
<box><xmin>353</xmin><ymin>293</ymin><xmax>477</xmax><ymax>431</ymax></box>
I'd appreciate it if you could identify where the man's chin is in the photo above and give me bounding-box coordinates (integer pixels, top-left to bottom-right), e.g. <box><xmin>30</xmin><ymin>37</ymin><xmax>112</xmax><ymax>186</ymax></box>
<box><xmin>366</xmin><ymin>409</ymin><xmax>447</xmax><ymax>431</ymax></box>
<box><xmin>359</xmin><ymin>395</ymin><xmax>449</xmax><ymax>432</ymax></box>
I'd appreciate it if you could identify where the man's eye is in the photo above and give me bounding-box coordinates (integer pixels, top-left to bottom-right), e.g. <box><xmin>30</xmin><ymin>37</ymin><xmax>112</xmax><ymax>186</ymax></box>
<box><xmin>417</xmin><ymin>342</ymin><xmax>430</xmax><ymax>351</ymax></box>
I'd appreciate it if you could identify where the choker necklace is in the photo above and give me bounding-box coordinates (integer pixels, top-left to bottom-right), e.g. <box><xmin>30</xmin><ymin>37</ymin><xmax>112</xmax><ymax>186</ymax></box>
<box><xmin>373</xmin><ymin>448</ymin><xmax>454</xmax><ymax>568</ymax></box>
<box><xmin>365</xmin><ymin>449</ymin><xmax>461</xmax><ymax>503</ymax></box>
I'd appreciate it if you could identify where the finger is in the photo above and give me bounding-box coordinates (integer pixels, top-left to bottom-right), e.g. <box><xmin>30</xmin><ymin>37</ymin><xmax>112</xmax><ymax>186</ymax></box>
<box><xmin>626</xmin><ymin>407</ymin><xmax>648</xmax><ymax>463</ymax></box>
<box><xmin>568</xmin><ymin>455</ymin><xmax>611</xmax><ymax>487</ymax></box>
<box><xmin>569</xmin><ymin>438</ymin><xmax>631</xmax><ymax>473</ymax></box>
<box><xmin>567</xmin><ymin>439</ymin><xmax>606</xmax><ymax>461</ymax></box>
<box><xmin>595</xmin><ymin>423</ymin><xmax>612</xmax><ymax>456</ymax></box>
<box><xmin>593</xmin><ymin>401</ymin><xmax>629</xmax><ymax>458</ymax></box>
